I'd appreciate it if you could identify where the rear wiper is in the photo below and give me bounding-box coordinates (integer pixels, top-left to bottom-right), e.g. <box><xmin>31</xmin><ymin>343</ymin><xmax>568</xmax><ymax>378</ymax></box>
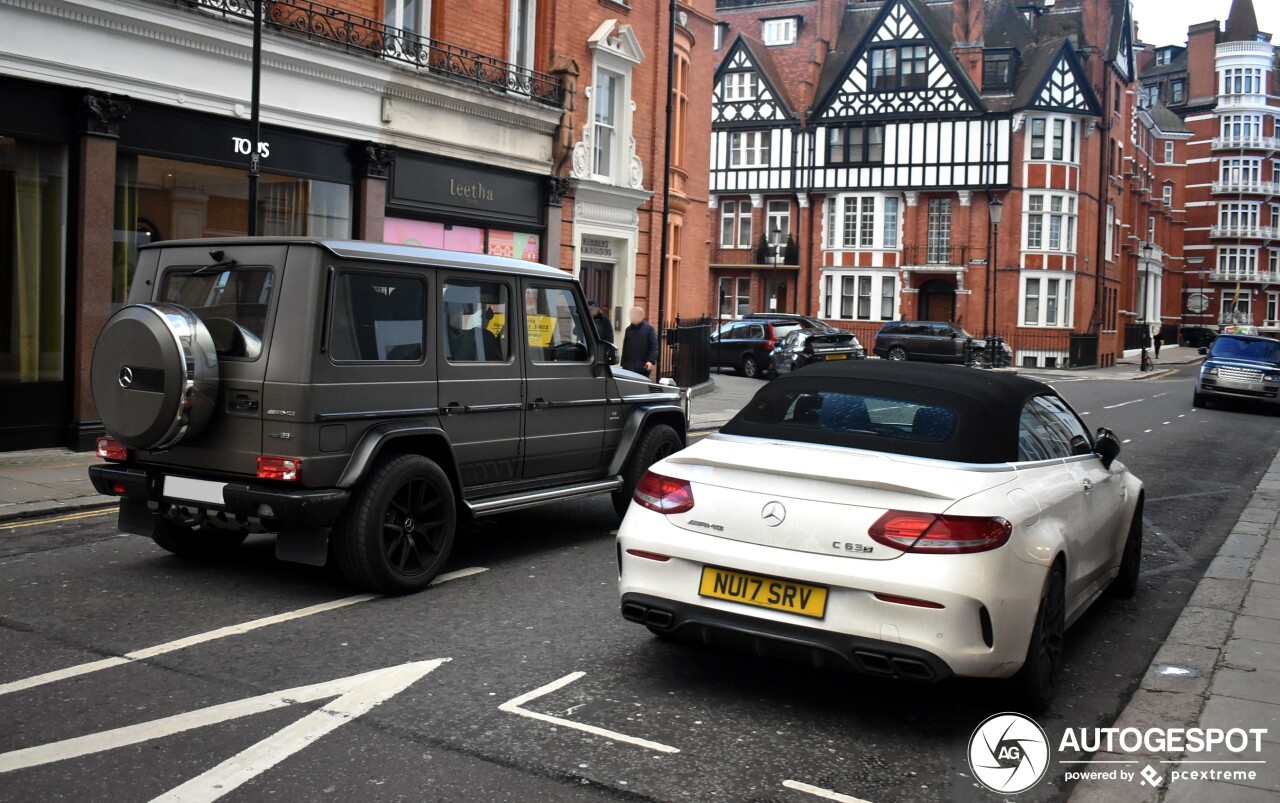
<box><xmin>190</xmin><ymin>250</ymin><xmax>240</xmax><ymax>275</ymax></box>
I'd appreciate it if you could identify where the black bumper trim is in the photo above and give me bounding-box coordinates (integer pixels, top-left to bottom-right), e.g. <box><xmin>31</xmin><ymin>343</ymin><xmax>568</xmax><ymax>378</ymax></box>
<box><xmin>621</xmin><ymin>592</ymin><xmax>954</xmax><ymax>682</ymax></box>
<box><xmin>88</xmin><ymin>464</ymin><xmax>349</xmax><ymax>526</ymax></box>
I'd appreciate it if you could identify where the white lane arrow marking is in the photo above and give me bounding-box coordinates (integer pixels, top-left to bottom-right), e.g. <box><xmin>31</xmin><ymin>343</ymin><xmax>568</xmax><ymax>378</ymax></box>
<box><xmin>499</xmin><ymin>672</ymin><xmax>679</xmax><ymax>754</ymax></box>
<box><xmin>0</xmin><ymin>659</ymin><xmax>449</xmax><ymax>795</ymax></box>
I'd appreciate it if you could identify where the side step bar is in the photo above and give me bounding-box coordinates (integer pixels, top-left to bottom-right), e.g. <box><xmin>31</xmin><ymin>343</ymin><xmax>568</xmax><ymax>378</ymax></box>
<box><xmin>465</xmin><ymin>477</ymin><xmax>623</xmax><ymax>516</ymax></box>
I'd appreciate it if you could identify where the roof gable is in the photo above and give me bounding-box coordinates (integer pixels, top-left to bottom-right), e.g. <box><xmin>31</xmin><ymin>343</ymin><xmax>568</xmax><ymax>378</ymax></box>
<box><xmin>1026</xmin><ymin>41</ymin><xmax>1101</xmax><ymax>114</ymax></box>
<box><xmin>812</xmin><ymin>0</ymin><xmax>984</xmax><ymax>121</ymax></box>
<box><xmin>1111</xmin><ymin>0</ymin><xmax>1135</xmax><ymax>82</ymax></box>
<box><xmin>712</xmin><ymin>35</ymin><xmax>795</xmax><ymax>126</ymax></box>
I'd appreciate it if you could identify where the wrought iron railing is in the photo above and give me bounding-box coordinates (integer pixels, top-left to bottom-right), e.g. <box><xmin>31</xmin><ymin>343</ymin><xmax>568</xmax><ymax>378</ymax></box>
<box><xmin>164</xmin><ymin>0</ymin><xmax>564</xmax><ymax>107</ymax></box>
<box><xmin>902</xmin><ymin>244</ymin><xmax>970</xmax><ymax>267</ymax></box>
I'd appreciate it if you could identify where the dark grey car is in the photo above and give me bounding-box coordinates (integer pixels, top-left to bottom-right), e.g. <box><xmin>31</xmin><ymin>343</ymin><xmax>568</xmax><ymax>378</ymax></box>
<box><xmin>873</xmin><ymin>320</ymin><xmax>1012</xmax><ymax>365</ymax></box>
<box><xmin>88</xmin><ymin>239</ymin><xmax>687</xmax><ymax>594</ymax></box>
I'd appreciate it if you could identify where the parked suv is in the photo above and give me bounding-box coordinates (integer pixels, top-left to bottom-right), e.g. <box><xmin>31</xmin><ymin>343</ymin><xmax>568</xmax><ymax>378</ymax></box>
<box><xmin>88</xmin><ymin>239</ymin><xmax>687</xmax><ymax>594</ymax></box>
<box><xmin>874</xmin><ymin>321</ymin><xmax>1011</xmax><ymax>364</ymax></box>
<box><xmin>1194</xmin><ymin>334</ymin><xmax>1280</xmax><ymax>410</ymax></box>
<box><xmin>710</xmin><ymin>317</ymin><xmax>803</xmax><ymax>378</ymax></box>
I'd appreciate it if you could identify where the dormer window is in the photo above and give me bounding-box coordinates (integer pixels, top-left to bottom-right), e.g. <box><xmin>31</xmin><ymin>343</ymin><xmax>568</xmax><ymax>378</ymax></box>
<box><xmin>761</xmin><ymin>17</ymin><xmax>797</xmax><ymax>47</ymax></box>
<box><xmin>982</xmin><ymin>50</ymin><xmax>1016</xmax><ymax>92</ymax></box>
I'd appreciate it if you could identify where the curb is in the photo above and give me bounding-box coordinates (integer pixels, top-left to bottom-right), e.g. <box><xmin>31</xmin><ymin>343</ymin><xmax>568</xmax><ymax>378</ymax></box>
<box><xmin>1068</xmin><ymin>448</ymin><xmax>1280</xmax><ymax>802</ymax></box>
<box><xmin>0</xmin><ymin>496</ymin><xmax>118</xmax><ymax>525</ymax></box>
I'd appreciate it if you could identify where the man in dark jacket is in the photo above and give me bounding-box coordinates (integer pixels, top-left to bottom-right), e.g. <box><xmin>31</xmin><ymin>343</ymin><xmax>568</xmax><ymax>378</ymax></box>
<box><xmin>620</xmin><ymin>306</ymin><xmax>658</xmax><ymax>377</ymax></box>
<box><xmin>588</xmin><ymin>300</ymin><xmax>614</xmax><ymax>344</ymax></box>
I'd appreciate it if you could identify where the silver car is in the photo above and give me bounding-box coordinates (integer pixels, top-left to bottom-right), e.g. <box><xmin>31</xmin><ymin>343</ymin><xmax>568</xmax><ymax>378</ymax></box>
<box><xmin>1194</xmin><ymin>334</ymin><xmax>1280</xmax><ymax>409</ymax></box>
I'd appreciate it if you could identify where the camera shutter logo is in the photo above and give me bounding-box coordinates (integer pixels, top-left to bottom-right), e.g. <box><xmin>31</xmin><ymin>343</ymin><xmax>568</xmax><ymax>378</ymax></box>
<box><xmin>968</xmin><ymin>712</ymin><xmax>1050</xmax><ymax>794</ymax></box>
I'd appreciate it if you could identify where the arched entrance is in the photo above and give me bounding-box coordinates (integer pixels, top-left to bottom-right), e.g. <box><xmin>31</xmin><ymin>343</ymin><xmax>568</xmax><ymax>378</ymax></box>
<box><xmin>919</xmin><ymin>278</ymin><xmax>956</xmax><ymax>322</ymax></box>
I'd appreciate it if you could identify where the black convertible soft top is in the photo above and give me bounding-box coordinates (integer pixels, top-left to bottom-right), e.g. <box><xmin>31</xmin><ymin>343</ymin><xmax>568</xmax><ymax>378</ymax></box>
<box><xmin>720</xmin><ymin>360</ymin><xmax>1056</xmax><ymax>464</ymax></box>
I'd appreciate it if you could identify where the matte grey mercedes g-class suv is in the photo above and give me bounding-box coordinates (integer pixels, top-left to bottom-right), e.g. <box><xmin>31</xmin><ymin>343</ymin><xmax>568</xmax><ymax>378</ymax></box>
<box><xmin>88</xmin><ymin>239</ymin><xmax>687</xmax><ymax>594</ymax></box>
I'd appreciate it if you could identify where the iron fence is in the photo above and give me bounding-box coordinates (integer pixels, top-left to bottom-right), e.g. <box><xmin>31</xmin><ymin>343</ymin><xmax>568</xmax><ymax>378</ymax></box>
<box><xmin>160</xmin><ymin>0</ymin><xmax>564</xmax><ymax>106</ymax></box>
<box><xmin>660</xmin><ymin>316</ymin><xmax>713</xmax><ymax>389</ymax></box>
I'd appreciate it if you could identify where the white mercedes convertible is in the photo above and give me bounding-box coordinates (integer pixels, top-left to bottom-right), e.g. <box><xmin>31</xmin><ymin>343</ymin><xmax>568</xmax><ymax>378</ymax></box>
<box><xmin>617</xmin><ymin>361</ymin><xmax>1143</xmax><ymax>711</ymax></box>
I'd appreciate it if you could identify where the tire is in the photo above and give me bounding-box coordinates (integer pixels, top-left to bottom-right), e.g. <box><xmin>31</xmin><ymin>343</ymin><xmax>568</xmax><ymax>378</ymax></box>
<box><xmin>740</xmin><ymin>354</ymin><xmax>760</xmax><ymax>378</ymax></box>
<box><xmin>887</xmin><ymin>346</ymin><xmax>908</xmax><ymax>361</ymax></box>
<box><xmin>1011</xmin><ymin>564</ymin><xmax>1066</xmax><ymax>714</ymax></box>
<box><xmin>150</xmin><ymin>515</ymin><xmax>248</xmax><ymax>559</ymax></box>
<box><xmin>333</xmin><ymin>455</ymin><xmax>457</xmax><ymax>594</ymax></box>
<box><xmin>612</xmin><ymin>424</ymin><xmax>684</xmax><ymax>518</ymax></box>
<box><xmin>1110</xmin><ymin>507</ymin><xmax>1143</xmax><ymax>599</ymax></box>
<box><xmin>1192</xmin><ymin>393</ymin><xmax>1207</xmax><ymax>409</ymax></box>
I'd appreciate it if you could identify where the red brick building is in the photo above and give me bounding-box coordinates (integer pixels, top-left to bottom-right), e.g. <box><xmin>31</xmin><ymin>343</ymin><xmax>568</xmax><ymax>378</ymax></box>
<box><xmin>708</xmin><ymin>0</ymin><xmax>1171</xmax><ymax>369</ymax></box>
<box><xmin>0</xmin><ymin>0</ymin><xmax>713</xmax><ymax>450</ymax></box>
<box><xmin>1138</xmin><ymin>0</ymin><xmax>1278</xmax><ymax>340</ymax></box>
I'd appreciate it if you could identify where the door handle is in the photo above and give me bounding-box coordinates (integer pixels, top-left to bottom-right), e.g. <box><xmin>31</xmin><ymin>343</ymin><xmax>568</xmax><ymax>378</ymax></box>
<box><xmin>528</xmin><ymin>398</ymin><xmax>551</xmax><ymax>410</ymax></box>
<box><xmin>231</xmin><ymin>397</ymin><xmax>258</xmax><ymax>410</ymax></box>
<box><xmin>1082</xmin><ymin>479</ymin><xmax>1095</xmax><ymax>493</ymax></box>
<box><xmin>442</xmin><ymin>402</ymin><xmax>464</xmax><ymax>415</ymax></box>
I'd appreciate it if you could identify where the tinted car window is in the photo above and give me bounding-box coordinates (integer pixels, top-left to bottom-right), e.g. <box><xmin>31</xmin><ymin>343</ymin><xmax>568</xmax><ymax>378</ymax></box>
<box><xmin>929</xmin><ymin>323</ymin><xmax>954</xmax><ymax>337</ymax></box>
<box><xmin>161</xmin><ymin>267</ymin><xmax>273</xmax><ymax>360</ymax></box>
<box><xmin>1017</xmin><ymin>396</ymin><xmax>1076</xmax><ymax>461</ymax></box>
<box><xmin>744</xmin><ymin>389</ymin><xmax>957</xmax><ymax>444</ymax></box>
<box><xmin>526</xmin><ymin>285</ymin><xmax>591</xmax><ymax>362</ymax></box>
<box><xmin>747</xmin><ymin>325</ymin><xmax>766</xmax><ymax>339</ymax></box>
<box><xmin>443</xmin><ymin>280</ymin><xmax>510</xmax><ymax>363</ymax></box>
<box><xmin>772</xmin><ymin>323</ymin><xmax>802</xmax><ymax>340</ymax></box>
<box><xmin>329</xmin><ymin>272</ymin><xmax>425</xmax><ymax>362</ymax></box>
<box><xmin>1210</xmin><ymin>336</ymin><xmax>1280</xmax><ymax>363</ymax></box>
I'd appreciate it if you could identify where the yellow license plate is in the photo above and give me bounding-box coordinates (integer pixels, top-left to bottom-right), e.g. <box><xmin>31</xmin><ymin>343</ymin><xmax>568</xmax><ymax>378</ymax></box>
<box><xmin>824</xmin><ymin>354</ymin><xmax>848</xmax><ymax>361</ymax></box>
<box><xmin>698</xmin><ymin>566</ymin><xmax>828</xmax><ymax>618</ymax></box>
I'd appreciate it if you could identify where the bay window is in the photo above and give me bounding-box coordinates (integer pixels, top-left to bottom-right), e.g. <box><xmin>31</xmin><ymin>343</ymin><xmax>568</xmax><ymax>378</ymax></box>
<box><xmin>1020</xmin><ymin>272</ymin><xmax>1074</xmax><ymax>327</ymax></box>
<box><xmin>1025</xmin><ymin>192</ymin><xmax>1077</xmax><ymax>252</ymax></box>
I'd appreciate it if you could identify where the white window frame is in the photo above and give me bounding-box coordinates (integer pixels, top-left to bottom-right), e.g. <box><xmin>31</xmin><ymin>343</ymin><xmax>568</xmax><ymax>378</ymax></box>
<box><xmin>1221</xmin><ymin>67</ymin><xmax>1263</xmax><ymax>96</ymax></box>
<box><xmin>586</xmin><ymin>23</ymin><xmax>641</xmax><ymax>187</ymax></box>
<box><xmin>729</xmin><ymin>130</ymin><xmax>771</xmax><ymax>168</ymax></box>
<box><xmin>1222</xmin><ymin>114</ymin><xmax>1264</xmax><ymax>142</ymax></box>
<box><xmin>761</xmin><ymin>17</ymin><xmax>797</xmax><ymax>46</ymax></box>
<box><xmin>1162</xmin><ymin>183</ymin><xmax>1173</xmax><ymax>206</ymax></box>
<box><xmin>823</xmin><ymin>271</ymin><xmax>899</xmax><ymax>321</ymax></box>
<box><xmin>765</xmin><ymin>199</ymin><xmax>790</xmax><ymax>245</ymax></box>
<box><xmin>1019</xmin><ymin>272</ymin><xmax>1075</xmax><ymax>328</ymax></box>
<box><xmin>1164</xmin><ymin>140</ymin><xmax>1174</xmax><ymax>164</ymax></box>
<box><xmin>384</xmin><ymin>0</ymin><xmax>431</xmax><ymax>37</ymax></box>
<box><xmin>723</xmin><ymin>72</ymin><xmax>758</xmax><ymax>101</ymax></box>
<box><xmin>719</xmin><ymin>199</ymin><xmax>753</xmax><ymax>249</ymax></box>
<box><xmin>1218</xmin><ymin>246</ymin><xmax>1259</xmax><ymax>277</ymax></box>
<box><xmin>718</xmin><ymin>275</ymin><xmax>752</xmax><ymax>318</ymax></box>
<box><xmin>507</xmin><ymin>0</ymin><xmax>535</xmax><ymax>71</ymax></box>
<box><xmin>713</xmin><ymin>22</ymin><xmax>726</xmax><ymax>52</ymax></box>
<box><xmin>824</xmin><ymin>194</ymin><xmax>901</xmax><ymax>250</ymax></box>
<box><xmin>1221</xmin><ymin>157</ymin><xmax>1262</xmax><ymax>184</ymax></box>
<box><xmin>1222</xmin><ymin>293</ymin><xmax>1251</xmax><ymax>321</ymax></box>
<box><xmin>1219</xmin><ymin>202</ymin><xmax>1261</xmax><ymax>230</ymax></box>
<box><xmin>1105</xmin><ymin>204</ymin><xmax>1115</xmax><ymax>262</ymax></box>
<box><xmin>1027</xmin><ymin>114</ymin><xmax>1080</xmax><ymax>164</ymax></box>
<box><xmin>1267</xmin><ymin>291</ymin><xmax>1279</xmax><ymax>325</ymax></box>
<box><xmin>1024</xmin><ymin>192</ymin><xmax>1078</xmax><ymax>252</ymax></box>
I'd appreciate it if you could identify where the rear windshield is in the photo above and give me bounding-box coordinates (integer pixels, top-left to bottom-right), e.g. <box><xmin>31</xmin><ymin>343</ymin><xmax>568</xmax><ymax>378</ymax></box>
<box><xmin>772</xmin><ymin>323</ymin><xmax>802</xmax><ymax>339</ymax></box>
<box><xmin>160</xmin><ymin>268</ymin><xmax>273</xmax><ymax>359</ymax></box>
<box><xmin>1210</xmin><ymin>336</ymin><xmax>1280</xmax><ymax>364</ymax></box>
<box><xmin>735</xmin><ymin>388</ymin><xmax>957</xmax><ymax>444</ymax></box>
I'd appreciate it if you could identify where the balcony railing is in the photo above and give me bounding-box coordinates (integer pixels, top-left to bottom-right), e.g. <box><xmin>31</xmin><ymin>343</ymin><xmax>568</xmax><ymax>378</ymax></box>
<box><xmin>1212</xmin><ymin>179</ymin><xmax>1280</xmax><ymax>196</ymax></box>
<box><xmin>1216</xmin><ymin>41</ymin><xmax>1275</xmax><ymax>57</ymax></box>
<box><xmin>1210</xmin><ymin>224</ymin><xmax>1278</xmax><ymax>240</ymax></box>
<box><xmin>1216</xmin><ymin>94</ymin><xmax>1273</xmax><ymax>110</ymax></box>
<box><xmin>902</xmin><ymin>244</ymin><xmax>969</xmax><ymax>269</ymax></box>
<box><xmin>1211</xmin><ymin>136</ymin><xmax>1280</xmax><ymax>152</ymax></box>
<box><xmin>164</xmin><ymin>0</ymin><xmax>564</xmax><ymax>107</ymax></box>
<box><xmin>1209</xmin><ymin>270</ymin><xmax>1278</xmax><ymax>284</ymax></box>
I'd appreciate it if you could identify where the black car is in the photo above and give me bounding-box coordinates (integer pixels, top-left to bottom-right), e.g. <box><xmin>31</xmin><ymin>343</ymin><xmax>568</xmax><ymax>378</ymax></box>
<box><xmin>710</xmin><ymin>317</ymin><xmax>803</xmax><ymax>378</ymax></box>
<box><xmin>769</xmin><ymin>329</ymin><xmax>866</xmax><ymax>376</ymax></box>
<box><xmin>743</xmin><ymin>312</ymin><xmax>840</xmax><ymax>333</ymax></box>
<box><xmin>874</xmin><ymin>320</ymin><xmax>1012</xmax><ymax>365</ymax></box>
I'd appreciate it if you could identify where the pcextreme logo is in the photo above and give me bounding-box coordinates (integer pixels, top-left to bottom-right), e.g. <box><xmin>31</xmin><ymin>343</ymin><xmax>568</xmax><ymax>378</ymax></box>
<box><xmin>968</xmin><ymin>712</ymin><xmax>1051</xmax><ymax>794</ymax></box>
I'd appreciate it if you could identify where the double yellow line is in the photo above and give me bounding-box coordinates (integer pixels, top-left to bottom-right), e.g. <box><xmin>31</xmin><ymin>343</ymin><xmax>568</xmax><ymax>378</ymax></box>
<box><xmin>1</xmin><ymin>508</ymin><xmax>114</xmax><ymax>531</ymax></box>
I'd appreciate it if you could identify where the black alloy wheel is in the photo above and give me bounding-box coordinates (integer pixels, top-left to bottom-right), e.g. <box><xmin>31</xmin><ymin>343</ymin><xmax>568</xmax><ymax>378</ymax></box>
<box><xmin>1013</xmin><ymin>565</ymin><xmax>1066</xmax><ymax>714</ymax></box>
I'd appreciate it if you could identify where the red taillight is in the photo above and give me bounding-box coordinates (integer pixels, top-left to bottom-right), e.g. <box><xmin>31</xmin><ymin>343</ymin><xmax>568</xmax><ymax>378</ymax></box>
<box><xmin>633</xmin><ymin>471</ymin><xmax>694</xmax><ymax>514</ymax></box>
<box><xmin>96</xmin><ymin>437</ymin><xmax>130</xmax><ymax>461</ymax></box>
<box><xmin>257</xmin><ymin>455</ymin><xmax>302</xmax><ymax>481</ymax></box>
<box><xmin>625</xmin><ymin>549</ymin><xmax>671</xmax><ymax>562</ymax></box>
<box><xmin>869</xmin><ymin>510</ymin><xmax>1012</xmax><ymax>554</ymax></box>
<box><xmin>110</xmin><ymin>481</ymin><xmax>128</xmax><ymax>495</ymax></box>
<box><xmin>874</xmin><ymin>592</ymin><xmax>945</xmax><ymax>609</ymax></box>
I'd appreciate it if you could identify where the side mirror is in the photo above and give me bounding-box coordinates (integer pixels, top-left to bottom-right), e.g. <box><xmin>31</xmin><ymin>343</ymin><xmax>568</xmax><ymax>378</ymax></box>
<box><xmin>597</xmin><ymin>341</ymin><xmax>619</xmax><ymax>366</ymax></box>
<box><xmin>948</xmin><ymin>331</ymin><xmax>958</xmax><ymax>338</ymax></box>
<box><xmin>1198</xmin><ymin>347</ymin><xmax>1208</xmax><ymax>355</ymax></box>
<box><xmin>1095</xmin><ymin>427</ymin><xmax>1121</xmax><ymax>469</ymax></box>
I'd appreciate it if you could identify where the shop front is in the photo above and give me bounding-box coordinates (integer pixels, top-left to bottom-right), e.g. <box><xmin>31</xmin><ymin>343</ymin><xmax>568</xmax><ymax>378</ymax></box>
<box><xmin>383</xmin><ymin>152</ymin><xmax>547</xmax><ymax>267</ymax></box>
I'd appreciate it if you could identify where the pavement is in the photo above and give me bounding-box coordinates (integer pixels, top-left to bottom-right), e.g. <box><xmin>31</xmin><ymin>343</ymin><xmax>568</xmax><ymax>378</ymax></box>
<box><xmin>1070</xmin><ymin>448</ymin><xmax>1280</xmax><ymax>802</ymax></box>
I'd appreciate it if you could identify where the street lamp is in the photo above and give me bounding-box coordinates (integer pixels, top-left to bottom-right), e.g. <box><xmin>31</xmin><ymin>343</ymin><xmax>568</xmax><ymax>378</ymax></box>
<box><xmin>769</xmin><ymin>223</ymin><xmax>783</xmax><ymax>312</ymax></box>
<box><xmin>1139</xmin><ymin>242</ymin><xmax>1153</xmax><ymax>371</ymax></box>
<box><xmin>986</xmin><ymin>195</ymin><xmax>1004</xmax><ymax>337</ymax></box>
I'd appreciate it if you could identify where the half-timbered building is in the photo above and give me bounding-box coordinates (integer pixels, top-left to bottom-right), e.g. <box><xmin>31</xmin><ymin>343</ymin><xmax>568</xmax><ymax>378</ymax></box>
<box><xmin>710</xmin><ymin>0</ymin><xmax>1153</xmax><ymax>369</ymax></box>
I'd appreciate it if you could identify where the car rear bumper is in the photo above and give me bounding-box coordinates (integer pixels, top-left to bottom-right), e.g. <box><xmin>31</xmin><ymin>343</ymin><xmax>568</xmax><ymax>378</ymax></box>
<box><xmin>88</xmin><ymin>464</ymin><xmax>350</xmax><ymax>526</ymax></box>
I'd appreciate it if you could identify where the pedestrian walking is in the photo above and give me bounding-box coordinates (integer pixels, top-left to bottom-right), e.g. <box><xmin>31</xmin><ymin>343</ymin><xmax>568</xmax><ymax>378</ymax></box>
<box><xmin>588</xmin><ymin>300</ymin><xmax>614</xmax><ymax>344</ymax></box>
<box><xmin>621</xmin><ymin>306</ymin><xmax>658</xmax><ymax>380</ymax></box>
<box><xmin>1152</xmin><ymin>325</ymin><xmax>1164</xmax><ymax>359</ymax></box>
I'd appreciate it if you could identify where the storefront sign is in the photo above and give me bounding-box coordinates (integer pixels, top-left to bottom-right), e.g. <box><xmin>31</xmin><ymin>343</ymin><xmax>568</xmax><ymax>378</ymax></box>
<box><xmin>581</xmin><ymin>237</ymin><xmax>613</xmax><ymax>258</ymax></box>
<box><xmin>389</xmin><ymin>152</ymin><xmax>543</xmax><ymax>228</ymax></box>
<box><xmin>231</xmin><ymin>137</ymin><xmax>270</xmax><ymax>158</ymax></box>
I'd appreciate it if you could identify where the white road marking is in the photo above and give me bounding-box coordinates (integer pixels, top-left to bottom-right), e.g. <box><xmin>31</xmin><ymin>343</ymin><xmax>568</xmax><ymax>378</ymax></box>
<box><xmin>0</xmin><ymin>659</ymin><xmax>449</xmax><ymax>781</ymax></box>
<box><xmin>1144</xmin><ymin>429</ymin><xmax>1153</xmax><ymax>433</ymax></box>
<box><xmin>1153</xmin><ymin>392</ymin><xmax>1169</xmax><ymax>398</ymax></box>
<box><xmin>499</xmin><ymin>672</ymin><xmax>679</xmax><ymax>754</ymax></box>
<box><xmin>0</xmin><ymin>567</ymin><xmax>486</xmax><ymax>697</ymax></box>
<box><xmin>1123</xmin><ymin>439</ymin><xmax>1132</xmax><ymax>444</ymax></box>
<box><xmin>783</xmin><ymin>779</ymin><xmax>876</xmax><ymax>803</ymax></box>
<box><xmin>1102</xmin><ymin>399</ymin><xmax>1145</xmax><ymax>409</ymax></box>
<box><xmin>1163</xmin><ymin>421</ymin><xmax>1171</xmax><ymax>425</ymax></box>
<box><xmin>1081</xmin><ymin>411</ymin><xmax>1091</xmax><ymax>415</ymax></box>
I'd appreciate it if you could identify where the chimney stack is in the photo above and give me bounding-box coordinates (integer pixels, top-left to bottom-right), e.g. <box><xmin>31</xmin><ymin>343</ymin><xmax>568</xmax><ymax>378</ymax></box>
<box><xmin>952</xmin><ymin>0</ymin><xmax>986</xmax><ymax>87</ymax></box>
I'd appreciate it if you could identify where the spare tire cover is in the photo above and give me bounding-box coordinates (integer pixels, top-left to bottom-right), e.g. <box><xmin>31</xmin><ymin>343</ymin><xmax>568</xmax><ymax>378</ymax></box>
<box><xmin>91</xmin><ymin>303</ymin><xmax>219</xmax><ymax>451</ymax></box>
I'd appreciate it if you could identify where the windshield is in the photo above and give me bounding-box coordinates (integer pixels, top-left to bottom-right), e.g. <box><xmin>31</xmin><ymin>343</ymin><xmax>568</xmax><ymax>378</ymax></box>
<box><xmin>1209</xmin><ymin>336</ymin><xmax>1280</xmax><ymax>364</ymax></box>
<box><xmin>772</xmin><ymin>323</ymin><xmax>802</xmax><ymax>339</ymax></box>
<box><xmin>160</xmin><ymin>268</ymin><xmax>273</xmax><ymax>359</ymax></box>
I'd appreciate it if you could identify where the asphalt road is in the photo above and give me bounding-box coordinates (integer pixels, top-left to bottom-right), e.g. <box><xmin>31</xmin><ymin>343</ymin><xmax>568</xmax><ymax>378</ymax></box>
<box><xmin>2</xmin><ymin>365</ymin><xmax>1278</xmax><ymax>803</ymax></box>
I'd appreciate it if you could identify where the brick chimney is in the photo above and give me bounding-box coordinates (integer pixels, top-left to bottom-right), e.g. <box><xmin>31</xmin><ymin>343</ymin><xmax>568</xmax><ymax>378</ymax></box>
<box><xmin>1185</xmin><ymin>20</ymin><xmax>1219</xmax><ymax>103</ymax></box>
<box><xmin>952</xmin><ymin>0</ymin><xmax>985</xmax><ymax>87</ymax></box>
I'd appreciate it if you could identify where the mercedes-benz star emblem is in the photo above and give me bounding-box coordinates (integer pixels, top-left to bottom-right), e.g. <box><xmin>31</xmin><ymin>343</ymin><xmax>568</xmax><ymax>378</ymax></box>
<box><xmin>118</xmin><ymin>366</ymin><xmax>134</xmax><ymax>388</ymax></box>
<box><xmin>761</xmin><ymin>501</ymin><xmax>786</xmax><ymax>527</ymax></box>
